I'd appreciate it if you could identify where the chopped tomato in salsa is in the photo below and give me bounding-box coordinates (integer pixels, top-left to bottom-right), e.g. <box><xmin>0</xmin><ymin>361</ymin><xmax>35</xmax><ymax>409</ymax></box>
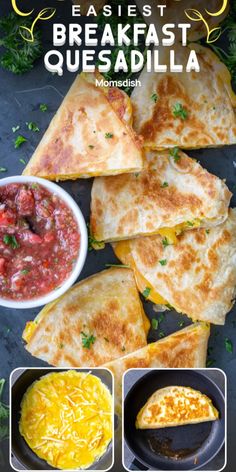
<box><xmin>0</xmin><ymin>183</ymin><xmax>80</xmax><ymax>301</ymax></box>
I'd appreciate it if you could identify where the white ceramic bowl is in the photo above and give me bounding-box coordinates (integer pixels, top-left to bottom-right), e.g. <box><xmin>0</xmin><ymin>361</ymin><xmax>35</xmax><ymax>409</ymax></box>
<box><xmin>0</xmin><ymin>176</ymin><xmax>88</xmax><ymax>309</ymax></box>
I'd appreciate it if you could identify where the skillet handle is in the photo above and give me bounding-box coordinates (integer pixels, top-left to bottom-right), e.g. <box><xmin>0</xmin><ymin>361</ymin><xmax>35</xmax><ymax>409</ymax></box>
<box><xmin>130</xmin><ymin>458</ymin><xmax>149</xmax><ymax>470</ymax></box>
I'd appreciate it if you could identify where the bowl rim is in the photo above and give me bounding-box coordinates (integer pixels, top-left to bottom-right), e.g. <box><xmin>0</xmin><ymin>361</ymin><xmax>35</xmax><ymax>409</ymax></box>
<box><xmin>0</xmin><ymin>175</ymin><xmax>88</xmax><ymax>309</ymax></box>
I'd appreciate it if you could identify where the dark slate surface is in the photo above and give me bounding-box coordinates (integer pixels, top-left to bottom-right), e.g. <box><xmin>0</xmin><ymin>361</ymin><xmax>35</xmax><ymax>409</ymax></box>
<box><xmin>0</xmin><ymin>1</ymin><xmax>235</xmax><ymax>471</ymax></box>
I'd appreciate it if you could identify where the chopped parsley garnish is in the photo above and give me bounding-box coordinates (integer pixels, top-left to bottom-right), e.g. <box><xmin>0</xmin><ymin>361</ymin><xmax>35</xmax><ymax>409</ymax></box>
<box><xmin>151</xmin><ymin>92</ymin><xmax>158</xmax><ymax>103</ymax></box>
<box><xmin>3</xmin><ymin>235</ymin><xmax>19</xmax><ymax>249</ymax></box>
<box><xmin>14</xmin><ymin>135</ymin><xmax>27</xmax><ymax>149</ymax></box>
<box><xmin>12</xmin><ymin>125</ymin><xmax>20</xmax><ymax>133</ymax></box>
<box><xmin>225</xmin><ymin>337</ymin><xmax>233</xmax><ymax>353</ymax></box>
<box><xmin>0</xmin><ymin>167</ymin><xmax>7</xmax><ymax>173</ymax></box>
<box><xmin>105</xmin><ymin>264</ymin><xmax>129</xmax><ymax>268</ymax></box>
<box><xmin>105</xmin><ymin>132</ymin><xmax>113</xmax><ymax>139</ymax></box>
<box><xmin>173</xmin><ymin>103</ymin><xmax>188</xmax><ymax>120</ymax></box>
<box><xmin>40</xmin><ymin>103</ymin><xmax>48</xmax><ymax>112</ymax></box>
<box><xmin>159</xmin><ymin>259</ymin><xmax>167</xmax><ymax>266</ymax></box>
<box><xmin>187</xmin><ymin>221</ymin><xmax>194</xmax><ymax>227</ymax></box>
<box><xmin>206</xmin><ymin>229</ymin><xmax>210</xmax><ymax>235</ymax></box>
<box><xmin>169</xmin><ymin>146</ymin><xmax>181</xmax><ymax>162</ymax></box>
<box><xmin>161</xmin><ymin>182</ymin><xmax>168</xmax><ymax>188</ymax></box>
<box><xmin>158</xmin><ymin>331</ymin><xmax>165</xmax><ymax>338</ymax></box>
<box><xmin>152</xmin><ymin>318</ymin><xmax>158</xmax><ymax>330</ymax></box>
<box><xmin>81</xmin><ymin>331</ymin><xmax>96</xmax><ymax>349</ymax></box>
<box><xmin>0</xmin><ymin>379</ymin><xmax>9</xmax><ymax>442</ymax></box>
<box><xmin>143</xmin><ymin>287</ymin><xmax>151</xmax><ymax>299</ymax></box>
<box><xmin>59</xmin><ymin>343</ymin><xmax>64</xmax><ymax>349</ymax></box>
<box><xmin>178</xmin><ymin>321</ymin><xmax>185</xmax><ymax>327</ymax></box>
<box><xmin>19</xmin><ymin>158</ymin><xmax>26</xmax><ymax>165</ymax></box>
<box><xmin>162</xmin><ymin>237</ymin><xmax>170</xmax><ymax>248</ymax></box>
<box><xmin>206</xmin><ymin>359</ymin><xmax>216</xmax><ymax>367</ymax></box>
<box><xmin>88</xmin><ymin>145</ymin><xmax>94</xmax><ymax>149</ymax></box>
<box><xmin>26</xmin><ymin>122</ymin><xmax>40</xmax><ymax>132</ymax></box>
<box><xmin>31</xmin><ymin>183</ymin><xmax>39</xmax><ymax>189</ymax></box>
<box><xmin>21</xmin><ymin>269</ymin><xmax>29</xmax><ymax>275</ymax></box>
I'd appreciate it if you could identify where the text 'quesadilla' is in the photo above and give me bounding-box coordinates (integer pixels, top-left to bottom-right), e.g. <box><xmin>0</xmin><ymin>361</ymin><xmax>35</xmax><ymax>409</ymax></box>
<box><xmin>136</xmin><ymin>386</ymin><xmax>219</xmax><ymax>429</ymax></box>
<box><xmin>23</xmin><ymin>72</ymin><xmax>143</xmax><ymax>180</ymax></box>
<box><xmin>132</xmin><ymin>44</ymin><xmax>236</xmax><ymax>150</ymax></box>
<box><xmin>23</xmin><ymin>268</ymin><xmax>149</xmax><ymax>366</ymax></box>
<box><xmin>91</xmin><ymin>150</ymin><xmax>231</xmax><ymax>243</ymax></box>
<box><xmin>113</xmin><ymin>208</ymin><xmax>236</xmax><ymax>325</ymax></box>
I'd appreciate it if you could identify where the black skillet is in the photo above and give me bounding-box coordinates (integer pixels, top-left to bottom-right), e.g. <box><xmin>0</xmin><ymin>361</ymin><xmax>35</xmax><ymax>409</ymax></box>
<box><xmin>124</xmin><ymin>370</ymin><xmax>225</xmax><ymax>471</ymax></box>
<box><xmin>11</xmin><ymin>368</ymin><xmax>113</xmax><ymax>470</ymax></box>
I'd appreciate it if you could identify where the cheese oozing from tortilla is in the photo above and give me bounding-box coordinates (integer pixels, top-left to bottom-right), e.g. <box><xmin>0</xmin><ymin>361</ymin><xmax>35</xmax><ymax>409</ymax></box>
<box><xmin>19</xmin><ymin>371</ymin><xmax>113</xmax><ymax>470</ymax></box>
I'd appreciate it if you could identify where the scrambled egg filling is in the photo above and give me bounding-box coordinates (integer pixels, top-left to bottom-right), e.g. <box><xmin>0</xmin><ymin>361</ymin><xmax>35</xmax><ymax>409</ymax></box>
<box><xmin>19</xmin><ymin>371</ymin><xmax>113</xmax><ymax>470</ymax></box>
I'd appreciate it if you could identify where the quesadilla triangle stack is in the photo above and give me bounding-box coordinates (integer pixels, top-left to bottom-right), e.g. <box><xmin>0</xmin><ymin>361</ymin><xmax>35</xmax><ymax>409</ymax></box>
<box><xmin>22</xmin><ymin>268</ymin><xmax>150</xmax><ymax>366</ymax></box>
<box><xmin>113</xmin><ymin>208</ymin><xmax>236</xmax><ymax>325</ymax></box>
<box><xmin>131</xmin><ymin>43</ymin><xmax>236</xmax><ymax>150</ymax></box>
<box><xmin>91</xmin><ymin>150</ymin><xmax>231</xmax><ymax>244</ymax></box>
<box><xmin>104</xmin><ymin>323</ymin><xmax>210</xmax><ymax>416</ymax></box>
<box><xmin>23</xmin><ymin>71</ymin><xmax>143</xmax><ymax>180</ymax></box>
<box><xmin>136</xmin><ymin>386</ymin><xmax>219</xmax><ymax>430</ymax></box>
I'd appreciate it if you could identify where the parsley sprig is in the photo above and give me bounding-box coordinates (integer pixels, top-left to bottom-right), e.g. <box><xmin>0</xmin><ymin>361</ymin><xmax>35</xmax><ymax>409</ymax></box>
<box><xmin>81</xmin><ymin>331</ymin><xmax>96</xmax><ymax>349</ymax></box>
<box><xmin>0</xmin><ymin>13</ymin><xmax>42</xmax><ymax>75</ymax></box>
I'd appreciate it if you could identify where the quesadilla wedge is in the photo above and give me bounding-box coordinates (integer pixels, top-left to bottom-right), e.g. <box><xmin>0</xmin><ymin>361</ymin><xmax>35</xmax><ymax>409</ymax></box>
<box><xmin>91</xmin><ymin>150</ymin><xmax>231</xmax><ymax>244</ymax></box>
<box><xmin>132</xmin><ymin>44</ymin><xmax>236</xmax><ymax>150</ymax></box>
<box><xmin>23</xmin><ymin>268</ymin><xmax>150</xmax><ymax>366</ymax></box>
<box><xmin>113</xmin><ymin>208</ymin><xmax>236</xmax><ymax>324</ymax></box>
<box><xmin>104</xmin><ymin>323</ymin><xmax>210</xmax><ymax>416</ymax></box>
<box><xmin>23</xmin><ymin>71</ymin><xmax>143</xmax><ymax>180</ymax></box>
<box><xmin>136</xmin><ymin>386</ymin><xmax>219</xmax><ymax>429</ymax></box>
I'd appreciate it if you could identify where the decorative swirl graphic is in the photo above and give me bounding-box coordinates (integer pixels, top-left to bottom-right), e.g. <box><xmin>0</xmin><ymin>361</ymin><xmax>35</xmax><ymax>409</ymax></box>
<box><xmin>184</xmin><ymin>0</ymin><xmax>229</xmax><ymax>44</ymax></box>
<box><xmin>19</xmin><ymin>7</ymin><xmax>56</xmax><ymax>42</ymax></box>
<box><xmin>11</xmin><ymin>0</ymin><xmax>33</xmax><ymax>16</ymax></box>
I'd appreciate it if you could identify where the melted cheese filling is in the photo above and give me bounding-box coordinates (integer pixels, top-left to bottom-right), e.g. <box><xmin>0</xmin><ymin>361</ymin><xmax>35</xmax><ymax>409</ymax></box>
<box><xmin>19</xmin><ymin>371</ymin><xmax>113</xmax><ymax>470</ymax></box>
<box><xmin>113</xmin><ymin>222</ymin><xmax>202</xmax><ymax>306</ymax></box>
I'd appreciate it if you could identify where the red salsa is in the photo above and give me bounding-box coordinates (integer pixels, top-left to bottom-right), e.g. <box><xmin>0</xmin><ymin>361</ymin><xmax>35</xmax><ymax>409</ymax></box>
<box><xmin>0</xmin><ymin>183</ymin><xmax>80</xmax><ymax>301</ymax></box>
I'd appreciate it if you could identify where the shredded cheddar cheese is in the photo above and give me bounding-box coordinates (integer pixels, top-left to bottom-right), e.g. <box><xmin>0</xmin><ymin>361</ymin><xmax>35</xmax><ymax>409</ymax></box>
<box><xmin>19</xmin><ymin>371</ymin><xmax>113</xmax><ymax>470</ymax></box>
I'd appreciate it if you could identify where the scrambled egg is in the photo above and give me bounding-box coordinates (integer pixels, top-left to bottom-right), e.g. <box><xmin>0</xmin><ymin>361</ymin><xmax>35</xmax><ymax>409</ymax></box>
<box><xmin>19</xmin><ymin>371</ymin><xmax>113</xmax><ymax>470</ymax></box>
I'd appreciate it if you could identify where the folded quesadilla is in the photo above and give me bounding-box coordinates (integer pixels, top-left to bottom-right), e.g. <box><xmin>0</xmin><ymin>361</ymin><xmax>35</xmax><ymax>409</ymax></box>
<box><xmin>132</xmin><ymin>44</ymin><xmax>236</xmax><ymax>150</ymax></box>
<box><xmin>136</xmin><ymin>385</ymin><xmax>219</xmax><ymax>429</ymax></box>
<box><xmin>104</xmin><ymin>323</ymin><xmax>210</xmax><ymax>415</ymax></box>
<box><xmin>136</xmin><ymin>0</ymin><xmax>229</xmax><ymax>42</ymax></box>
<box><xmin>91</xmin><ymin>150</ymin><xmax>231</xmax><ymax>243</ymax></box>
<box><xmin>113</xmin><ymin>208</ymin><xmax>236</xmax><ymax>324</ymax></box>
<box><xmin>23</xmin><ymin>268</ymin><xmax>149</xmax><ymax>366</ymax></box>
<box><xmin>23</xmin><ymin>71</ymin><xmax>143</xmax><ymax>180</ymax></box>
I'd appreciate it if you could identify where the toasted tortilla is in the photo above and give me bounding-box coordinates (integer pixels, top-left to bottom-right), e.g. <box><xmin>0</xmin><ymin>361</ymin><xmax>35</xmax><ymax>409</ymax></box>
<box><xmin>136</xmin><ymin>0</ymin><xmax>229</xmax><ymax>42</ymax></box>
<box><xmin>23</xmin><ymin>72</ymin><xmax>143</xmax><ymax>180</ymax></box>
<box><xmin>132</xmin><ymin>44</ymin><xmax>236</xmax><ymax>150</ymax></box>
<box><xmin>104</xmin><ymin>323</ymin><xmax>210</xmax><ymax>416</ymax></box>
<box><xmin>23</xmin><ymin>268</ymin><xmax>149</xmax><ymax>366</ymax></box>
<box><xmin>136</xmin><ymin>385</ymin><xmax>219</xmax><ymax>429</ymax></box>
<box><xmin>91</xmin><ymin>150</ymin><xmax>231</xmax><ymax>243</ymax></box>
<box><xmin>113</xmin><ymin>208</ymin><xmax>236</xmax><ymax>325</ymax></box>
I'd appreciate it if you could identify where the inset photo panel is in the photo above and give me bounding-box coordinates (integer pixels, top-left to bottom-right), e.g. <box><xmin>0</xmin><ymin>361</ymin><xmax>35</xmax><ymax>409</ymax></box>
<box><xmin>10</xmin><ymin>367</ymin><xmax>114</xmax><ymax>472</ymax></box>
<box><xmin>122</xmin><ymin>368</ymin><xmax>226</xmax><ymax>472</ymax></box>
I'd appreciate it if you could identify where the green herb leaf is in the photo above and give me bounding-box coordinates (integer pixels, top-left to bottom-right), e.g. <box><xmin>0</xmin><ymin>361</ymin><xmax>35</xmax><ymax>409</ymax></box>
<box><xmin>21</xmin><ymin>269</ymin><xmax>29</xmax><ymax>275</ymax></box>
<box><xmin>159</xmin><ymin>259</ymin><xmax>167</xmax><ymax>266</ymax></box>
<box><xmin>206</xmin><ymin>229</ymin><xmax>210</xmax><ymax>234</ymax></box>
<box><xmin>105</xmin><ymin>132</ymin><xmax>113</xmax><ymax>139</ymax></box>
<box><xmin>0</xmin><ymin>13</ymin><xmax>42</xmax><ymax>75</ymax></box>
<box><xmin>26</xmin><ymin>121</ymin><xmax>40</xmax><ymax>132</ymax></box>
<box><xmin>162</xmin><ymin>237</ymin><xmax>170</xmax><ymax>248</ymax></box>
<box><xmin>3</xmin><ymin>235</ymin><xmax>19</xmax><ymax>249</ymax></box>
<box><xmin>40</xmin><ymin>103</ymin><xmax>48</xmax><ymax>112</ymax></box>
<box><xmin>105</xmin><ymin>264</ymin><xmax>129</xmax><ymax>268</ymax></box>
<box><xmin>88</xmin><ymin>225</ymin><xmax>105</xmax><ymax>251</ymax></box>
<box><xmin>19</xmin><ymin>158</ymin><xmax>26</xmax><ymax>165</ymax></box>
<box><xmin>12</xmin><ymin>125</ymin><xmax>20</xmax><ymax>133</ymax></box>
<box><xmin>59</xmin><ymin>343</ymin><xmax>64</xmax><ymax>349</ymax></box>
<box><xmin>14</xmin><ymin>135</ymin><xmax>27</xmax><ymax>149</ymax></box>
<box><xmin>186</xmin><ymin>221</ymin><xmax>194</xmax><ymax>227</ymax></box>
<box><xmin>178</xmin><ymin>321</ymin><xmax>185</xmax><ymax>327</ymax></box>
<box><xmin>151</xmin><ymin>92</ymin><xmax>158</xmax><ymax>103</ymax></box>
<box><xmin>161</xmin><ymin>182</ymin><xmax>168</xmax><ymax>188</ymax></box>
<box><xmin>81</xmin><ymin>331</ymin><xmax>96</xmax><ymax>349</ymax></box>
<box><xmin>173</xmin><ymin>103</ymin><xmax>188</xmax><ymax>120</ymax></box>
<box><xmin>225</xmin><ymin>337</ymin><xmax>233</xmax><ymax>353</ymax></box>
<box><xmin>206</xmin><ymin>359</ymin><xmax>216</xmax><ymax>367</ymax></box>
<box><xmin>143</xmin><ymin>287</ymin><xmax>151</xmax><ymax>299</ymax></box>
<box><xmin>0</xmin><ymin>167</ymin><xmax>7</xmax><ymax>173</ymax></box>
<box><xmin>169</xmin><ymin>147</ymin><xmax>181</xmax><ymax>163</ymax></box>
<box><xmin>152</xmin><ymin>318</ymin><xmax>158</xmax><ymax>330</ymax></box>
<box><xmin>158</xmin><ymin>331</ymin><xmax>165</xmax><ymax>338</ymax></box>
<box><xmin>88</xmin><ymin>145</ymin><xmax>94</xmax><ymax>149</ymax></box>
